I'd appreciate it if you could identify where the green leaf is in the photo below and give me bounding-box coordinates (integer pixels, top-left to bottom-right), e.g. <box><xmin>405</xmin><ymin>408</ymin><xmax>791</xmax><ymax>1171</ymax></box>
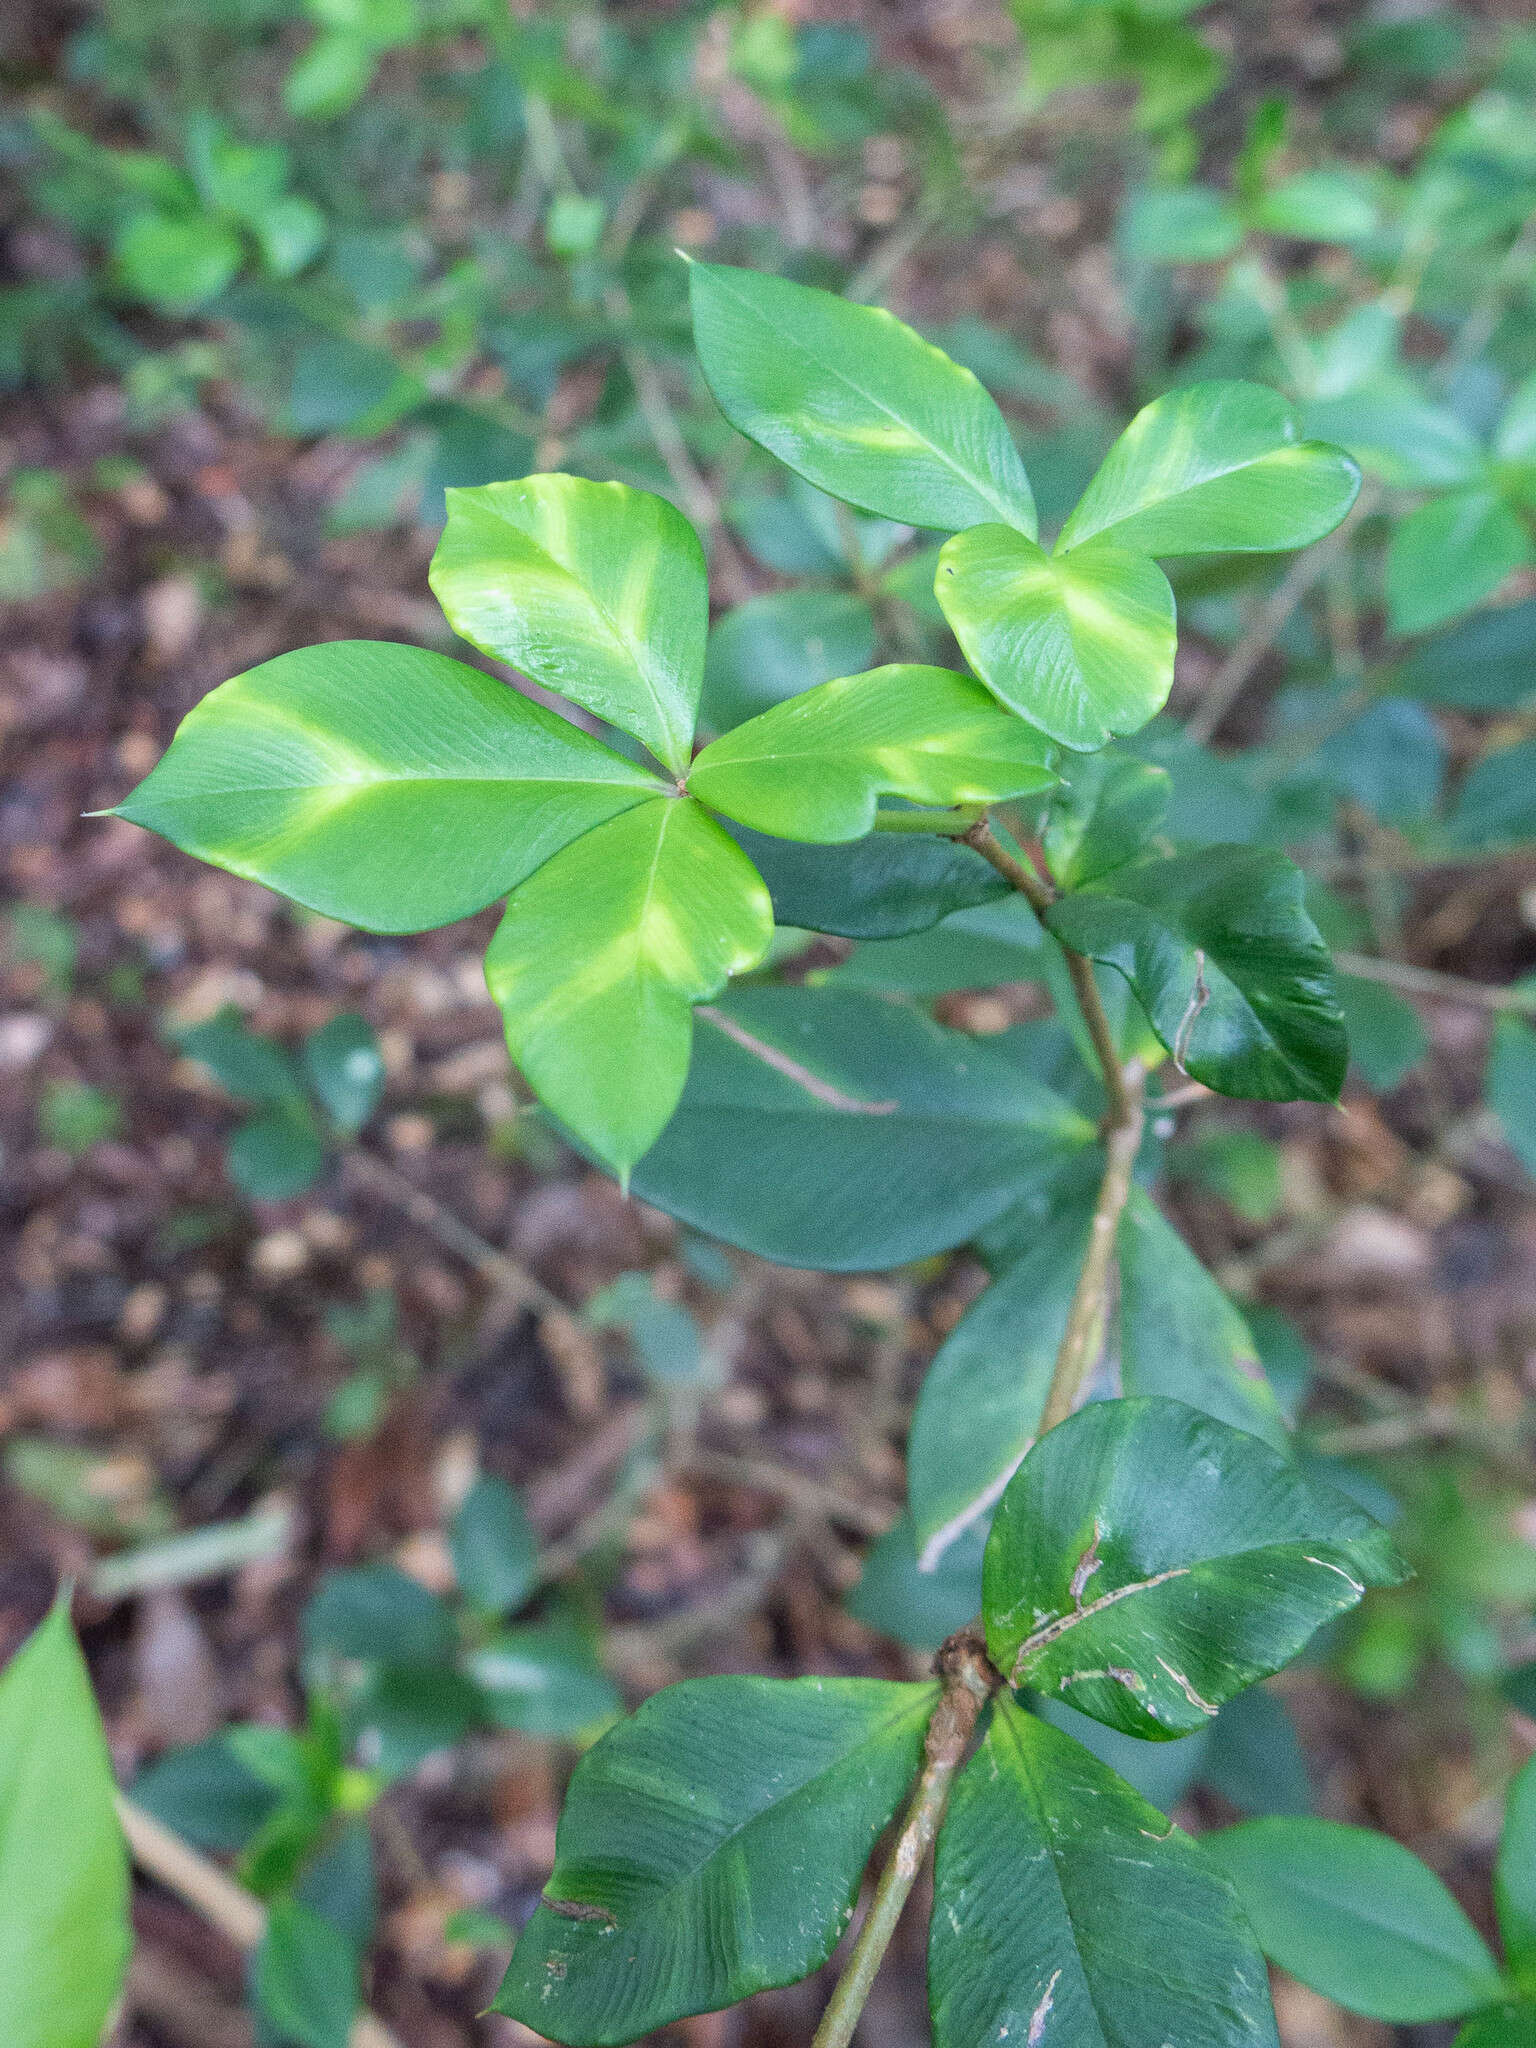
<box><xmin>1254</xmin><ymin>168</ymin><xmax>1379</xmax><ymax>243</ymax></box>
<box><xmin>468</xmin><ymin>1622</ymin><xmax>622</xmax><ymax>1738</ymax></box>
<box><xmin>1122</xmin><ymin>183</ymin><xmax>1243</xmax><ymax>262</ymax></box>
<box><xmin>114</xmin><ymin>210</ymin><xmax>243</xmax><ymax>309</ymax></box>
<box><xmin>252</xmin><ymin>1897</ymin><xmax>359</xmax><ymax>2048</ymax></box>
<box><xmin>701</xmin><ymin>590</ymin><xmax>875</xmax><ymax>733</ymax></box>
<box><xmin>689</xmin><ymin>262</ymin><xmax>1038</xmax><ymax>535</ymax></box>
<box><xmin>429</xmin><ymin>476</ymin><xmax>707</xmax><ymax>774</ymax></box>
<box><xmin>1206</xmin><ymin>1817</ymin><xmax>1506</xmax><ymax>2022</ymax></box>
<box><xmin>689</xmin><ymin>665</ymin><xmax>1057</xmax><ymax>840</ymax></box>
<box><xmin>1305</xmin><ymin>382</ymin><xmax>1484</xmax><ymax>492</ymax></box>
<box><xmin>1057</xmin><ymin>382</ymin><xmax>1361</xmax><ymax>557</ymax></box>
<box><xmin>451</xmin><ymin>1475</ymin><xmax>537</xmax><ymax>1619</ymax></box>
<box><xmin>908</xmin><ymin>1156</ymin><xmax>1101</xmax><ymax>1567</ymax></box>
<box><xmin>0</xmin><ymin>1596</ymin><xmax>132</xmax><ymax>2048</ymax></box>
<box><xmin>354</xmin><ymin>1664</ymin><xmax>484</xmax><ymax>1777</ymax></box>
<box><xmin>131</xmin><ymin>1733</ymin><xmax>282</xmax><ymax>1853</ymax></box>
<box><xmin>930</xmin><ymin>1696</ymin><xmax>1279</xmax><ymax>2048</ymax></box>
<box><xmin>822</xmin><ymin>895</ymin><xmax>1042</xmax><ymax>996</ymax></box>
<box><xmin>982</xmin><ymin>1396</ymin><xmax>1408</xmax><ymax>1738</ymax></box>
<box><xmin>1490</xmin><ymin>1016</ymin><xmax>1536</xmax><ymax>1182</ymax></box>
<box><xmin>227</xmin><ymin>1106</ymin><xmax>326</xmax><ymax>1201</ymax></box>
<box><xmin>1045</xmin><ymin>845</ymin><xmax>1348</xmax><ymax>1102</ymax></box>
<box><xmin>180</xmin><ymin>1013</ymin><xmax>305</xmax><ymax>1107</ymax></box>
<box><xmin>1043</xmin><ymin>751</ymin><xmax>1171</xmax><ymax>888</ymax></box>
<box><xmin>284</xmin><ymin>29</ymin><xmax>376</xmax><ymax>118</ymax></box>
<box><xmin>1200</xmin><ymin>1685</ymin><xmax>1312</xmax><ymax>1817</ymax></box>
<box><xmin>936</xmin><ymin>526</ymin><xmax>1177</xmax><ymax>750</ymax></box>
<box><xmin>1498</xmin><ymin>1755</ymin><xmax>1536</xmax><ymax>1988</ymax></box>
<box><xmin>494</xmin><ymin>1675</ymin><xmax>935</xmax><ymax>2044</ymax></box>
<box><xmin>845</xmin><ymin>1513</ymin><xmax>986</xmax><ymax>1654</ymax></box>
<box><xmin>1337</xmin><ymin>974</ymin><xmax>1429</xmax><ymax>1090</ymax></box>
<box><xmin>1449</xmin><ymin>742</ymin><xmax>1536</xmax><ymax>850</ymax></box>
<box><xmin>302</xmin><ymin>1563</ymin><xmax>455</xmax><ymax>1666</ymax></box>
<box><xmin>486</xmin><ymin>797</ymin><xmax>772</xmax><ymax>1178</ymax></box>
<box><xmin>253</xmin><ymin>193</ymin><xmax>327</xmax><ymax>278</ymax></box>
<box><xmin>1458</xmin><ymin>2004</ymin><xmax>1536</xmax><ymax>2048</ymax></box>
<box><xmin>303</xmin><ymin>1014</ymin><xmax>384</xmax><ymax>1134</ymax></box>
<box><xmin>111</xmin><ymin>642</ymin><xmax>662</xmax><ymax>934</ymax></box>
<box><xmin>630</xmin><ymin>986</ymin><xmax>1095</xmax><ymax>1268</ymax></box>
<box><xmin>1117</xmin><ymin>1189</ymin><xmax>1288</xmax><ymax>1449</ymax></box>
<box><xmin>1395</xmin><ymin>600</ymin><xmax>1536</xmax><ymax>711</ymax></box>
<box><xmin>726</xmin><ymin>825</ymin><xmax>1009</xmax><ymax>939</ymax></box>
<box><xmin>1386</xmin><ymin>489</ymin><xmax>1532</xmax><ymax>637</ymax></box>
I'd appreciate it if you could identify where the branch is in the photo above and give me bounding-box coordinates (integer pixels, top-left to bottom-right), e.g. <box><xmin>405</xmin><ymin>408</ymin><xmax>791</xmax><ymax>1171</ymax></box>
<box><xmin>809</xmin><ymin>1631</ymin><xmax>999</xmax><ymax>2048</ymax></box>
<box><xmin>116</xmin><ymin>1795</ymin><xmax>404</xmax><ymax>2048</ymax></box>
<box><xmin>1333</xmin><ymin>950</ymin><xmax>1536</xmax><ymax>1014</ymax></box>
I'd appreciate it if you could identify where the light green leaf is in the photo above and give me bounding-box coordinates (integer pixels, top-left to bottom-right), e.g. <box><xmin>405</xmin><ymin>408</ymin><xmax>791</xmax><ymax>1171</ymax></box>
<box><xmin>1045</xmin><ymin>844</ymin><xmax>1348</xmax><ymax>1102</ymax></box>
<box><xmin>495</xmin><ymin>1675</ymin><xmax>935</xmax><ymax>2044</ymax></box>
<box><xmin>1118</xmin><ymin>1189</ymin><xmax>1288</xmax><ymax>1449</ymax></box>
<box><xmin>1457</xmin><ymin>2004</ymin><xmax>1536</xmax><ymax>2048</ymax></box>
<box><xmin>1387</xmin><ymin>489</ymin><xmax>1532</xmax><ymax>638</ymax></box>
<box><xmin>430</xmin><ymin>475</ymin><xmax>708</xmax><ymax>773</ymax></box>
<box><xmin>1207</xmin><ymin>1817</ymin><xmax>1506</xmax><ymax>2022</ymax></box>
<box><xmin>689</xmin><ymin>262</ymin><xmax>1038</xmax><ymax>535</ymax></box>
<box><xmin>114</xmin><ymin>210</ymin><xmax>243</xmax><ymax>309</ymax></box>
<box><xmin>1122</xmin><ymin>184</ymin><xmax>1243</xmax><ymax>263</ymax></box>
<box><xmin>0</xmin><ymin>1595</ymin><xmax>132</xmax><ymax>2048</ymax></box>
<box><xmin>253</xmin><ymin>192</ymin><xmax>327</xmax><ymax>277</ymax></box>
<box><xmin>689</xmin><ymin>665</ymin><xmax>1057</xmax><ymax>840</ymax></box>
<box><xmin>1499</xmin><ymin>1755</ymin><xmax>1536</xmax><ymax>1989</ymax></box>
<box><xmin>1254</xmin><ymin>168</ymin><xmax>1379</xmax><ymax>243</ymax></box>
<box><xmin>908</xmin><ymin>1156</ymin><xmax>1101</xmax><ymax>1568</ymax></box>
<box><xmin>283</xmin><ymin>29</ymin><xmax>376</xmax><ymax>117</ymax></box>
<box><xmin>111</xmin><ymin>641</ymin><xmax>662</xmax><ymax>933</ymax></box>
<box><xmin>630</xmin><ymin>985</ymin><xmax>1095</xmax><ymax>1268</ymax></box>
<box><xmin>1057</xmin><ymin>382</ymin><xmax>1361</xmax><ymax>556</ymax></box>
<box><xmin>726</xmin><ymin>825</ymin><xmax>1008</xmax><ymax>940</ymax></box>
<box><xmin>983</xmin><ymin>1396</ymin><xmax>1408</xmax><ymax>1738</ymax></box>
<box><xmin>930</xmin><ymin>1696</ymin><xmax>1279</xmax><ymax>2048</ymax></box>
<box><xmin>485</xmin><ymin>797</ymin><xmax>773</xmax><ymax>1179</ymax></box>
<box><xmin>936</xmin><ymin>526</ymin><xmax>1176</xmax><ymax>750</ymax></box>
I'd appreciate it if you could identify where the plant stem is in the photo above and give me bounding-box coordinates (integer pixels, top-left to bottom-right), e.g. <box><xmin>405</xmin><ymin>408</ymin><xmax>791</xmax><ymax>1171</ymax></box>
<box><xmin>1333</xmin><ymin>950</ymin><xmax>1536</xmax><ymax>1013</ymax></box>
<box><xmin>872</xmin><ymin>803</ymin><xmax>986</xmax><ymax>836</ymax></box>
<box><xmin>809</xmin><ymin>1632</ymin><xmax>999</xmax><ymax>2048</ymax></box>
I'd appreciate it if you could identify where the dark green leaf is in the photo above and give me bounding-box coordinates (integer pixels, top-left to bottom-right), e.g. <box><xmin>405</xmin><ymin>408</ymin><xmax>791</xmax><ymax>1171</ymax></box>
<box><xmin>468</xmin><ymin>1623</ymin><xmax>621</xmax><ymax>1737</ymax></box>
<box><xmin>1043</xmin><ymin>751</ymin><xmax>1171</xmax><ymax>888</ymax></box>
<box><xmin>1337</xmin><ymin>974</ymin><xmax>1430</xmax><ymax>1089</ymax></box>
<box><xmin>1057</xmin><ymin>382</ymin><xmax>1361</xmax><ymax>557</ymax></box>
<box><xmin>354</xmin><ymin>1664</ymin><xmax>484</xmax><ymax>1777</ymax></box>
<box><xmin>450</xmin><ymin>1475</ymin><xmax>537</xmax><ymax>1619</ymax></box>
<box><xmin>1206</xmin><ymin>1817</ymin><xmax>1505</xmax><ymax>2021</ymax></box>
<box><xmin>495</xmin><ymin>1675</ymin><xmax>935</xmax><ymax>2043</ymax></box>
<box><xmin>302</xmin><ymin>1564</ymin><xmax>455</xmax><ymax>1667</ymax></box>
<box><xmin>844</xmin><ymin>1513</ymin><xmax>985</xmax><ymax>1654</ymax></box>
<box><xmin>1386</xmin><ymin>489</ymin><xmax>1531</xmax><ymax>638</ymax></box>
<box><xmin>936</xmin><ymin>525</ymin><xmax>1176</xmax><ymax>751</ymax></box>
<box><xmin>690</xmin><ymin>262</ymin><xmax>1037</xmax><ymax>534</ymax></box>
<box><xmin>303</xmin><ymin>1014</ymin><xmax>384</xmax><ymax>1134</ymax></box>
<box><xmin>821</xmin><ymin>896</ymin><xmax>1042</xmax><ymax>996</ymax></box>
<box><xmin>1449</xmin><ymin>742</ymin><xmax>1536</xmax><ymax>850</ymax></box>
<box><xmin>983</xmin><ymin>1396</ymin><xmax>1408</xmax><ymax>1738</ymax></box>
<box><xmin>228</xmin><ymin>1107</ymin><xmax>326</xmax><ymax>1202</ymax></box>
<box><xmin>630</xmin><ymin>986</ymin><xmax>1095</xmax><ymax>1269</ymax></box>
<box><xmin>725</xmin><ymin>825</ymin><xmax>1008</xmax><ymax>939</ymax></box>
<box><xmin>930</xmin><ymin>1697</ymin><xmax>1279</xmax><ymax>2048</ymax></box>
<box><xmin>1457</xmin><ymin>2003</ymin><xmax>1536</xmax><ymax>2048</ymax></box>
<box><xmin>131</xmin><ymin>1733</ymin><xmax>282</xmax><ymax>1853</ymax></box>
<box><xmin>252</xmin><ymin>1898</ymin><xmax>359</xmax><ymax>2048</ymax></box>
<box><xmin>1045</xmin><ymin>845</ymin><xmax>1348</xmax><ymax>1103</ymax></box>
<box><xmin>1200</xmin><ymin>1685</ymin><xmax>1312</xmax><ymax>1817</ymax></box>
<box><xmin>1499</xmin><ymin>1749</ymin><xmax>1536</xmax><ymax>1987</ymax></box>
<box><xmin>111</xmin><ymin>642</ymin><xmax>663</xmax><ymax>934</ymax></box>
<box><xmin>701</xmin><ymin>590</ymin><xmax>875</xmax><ymax>733</ymax></box>
<box><xmin>180</xmin><ymin>1014</ymin><xmax>304</xmax><ymax>1107</ymax></box>
<box><xmin>1395</xmin><ymin>600</ymin><xmax>1536</xmax><ymax>711</ymax></box>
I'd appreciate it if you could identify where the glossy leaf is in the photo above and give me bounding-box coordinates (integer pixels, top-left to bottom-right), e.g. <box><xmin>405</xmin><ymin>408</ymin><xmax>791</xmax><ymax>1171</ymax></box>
<box><xmin>1207</xmin><ymin>1818</ymin><xmax>1505</xmax><ymax>2022</ymax></box>
<box><xmin>630</xmin><ymin>986</ymin><xmax>1095</xmax><ymax>1268</ymax></box>
<box><xmin>908</xmin><ymin>1157</ymin><xmax>1101</xmax><ymax>1567</ymax></box>
<box><xmin>494</xmin><ymin>1675</ymin><xmax>935</xmax><ymax>2044</ymax></box>
<box><xmin>726</xmin><ymin>824</ymin><xmax>1008</xmax><ymax>939</ymax></box>
<box><xmin>111</xmin><ymin>641</ymin><xmax>662</xmax><ymax>933</ymax></box>
<box><xmin>0</xmin><ymin>1596</ymin><xmax>132</xmax><ymax>2048</ymax></box>
<box><xmin>1117</xmin><ymin>1189</ymin><xmax>1288</xmax><ymax>1449</ymax></box>
<box><xmin>982</xmin><ymin>1396</ymin><xmax>1408</xmax><ymax>1737</ymax></box>
<box><xmin>1498</xmin><ymin>1754</ymin><xmax>1536</xmax><ymax>1988</ymax></box>
<box><xmin>1045</xmin><ymin>845</ymin><xmax>1348</xmax><ymax>1102</ymax></box>
<box><xmin>485</xmin><ymin>798</ymin><xmax>774</xmax><ymax>1179</ymax></box>
<box><xmin>936</xmin><ymin>525</ymin><xmax>1177</xmax><ymax>750</ymax></box>
<box><xmin>930</xmin><ymin>1696</ymin><xmax>1279</xmax><ymax>2048</ymax></box>
<box><xmin>1057</xmin><ymin>382</ymin><xmax>1360</xmax><ymax>556</ymax></box>
<box><xmin>689</xmin><ymin>261</ymin><xmax>1037</xmax><ymax>534</ymax></box>
<box><xmin>689</xmin><ymin>665</ymin><xmax>1057</xmax><ymax>840</ymax></box>
<box><xmin>430</xmin><ymin>475</ymin><xmax>708</xmax><ymax>773</ymax></box>
<box><xmin>1386</xmin><ymin>489</ymin><xmax>1531</xmax><ymax>638</ymax></box>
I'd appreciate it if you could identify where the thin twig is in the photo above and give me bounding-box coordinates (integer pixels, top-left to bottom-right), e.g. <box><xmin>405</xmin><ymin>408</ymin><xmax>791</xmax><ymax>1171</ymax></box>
<box><xmin>809</xmin><ymin>1632</ymin><xmax>999</xmax><ymax>2048</ymax></box>
<box><xmin>116</xmin><ymin>1796</ymin><xmax>405</xmax><ymax>2048</ymax></box>
<box><xmin>1333</xmin><ymin>952</ymin><xmax>1536</xmax><ymax>1014</ymax></box>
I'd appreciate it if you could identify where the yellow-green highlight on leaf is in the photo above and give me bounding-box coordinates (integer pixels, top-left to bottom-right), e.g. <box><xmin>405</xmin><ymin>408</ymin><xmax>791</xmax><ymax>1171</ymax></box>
<box><xmin>430</xmin><ymin>474</ymin><xmax>708</xmax><ymax>773</ymax></box>
<box><xmin>496</xmin><ymin>1674</ymin><xmax>936</xmax><ymax>2045</ymax></box>
<box><xmin>687</xmin><ymin>664</ymin><xmax>1057</xmax><ymax>840</ymax></box>
<box><xmin>0</xmin><ymin>1593</ymin><xmax>132</xmax><ymax>2048</ymax></box>
<box><xmin>1057</xmin><ymin>381</ymin><xmax>1361</xmax><ymax>557</ymax></box>
<box><xmin>936</xmin><ymin>525</ymin><xmax>1176</xmax><ymax>751</ymax></box>
<box><xmin>688</xmin><ymin>261</ymin><xmax>1038</xmax><ymax>536</ymax></box>
<box><xmin>110</xmin><ymin>641</ymin><xmax>664</xmax><ymax>934</ymax></box>
<box><xmin>485</xmin><ymin>797</ymin><xmax>773</xmax><ymax>1181</ymax></box>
